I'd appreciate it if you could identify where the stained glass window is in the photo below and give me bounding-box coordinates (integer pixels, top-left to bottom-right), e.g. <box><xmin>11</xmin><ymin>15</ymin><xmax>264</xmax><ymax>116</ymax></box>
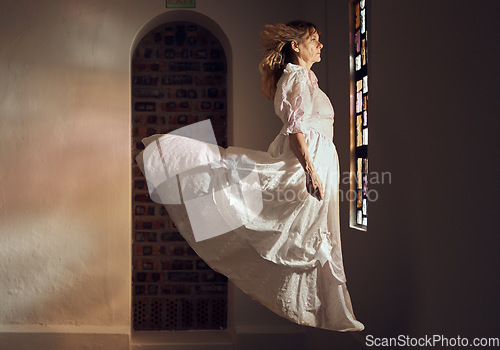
<box><xmin>350</xmin><ymin>0</ymin><xmax>368</xmax><ymax>230</ymax></box>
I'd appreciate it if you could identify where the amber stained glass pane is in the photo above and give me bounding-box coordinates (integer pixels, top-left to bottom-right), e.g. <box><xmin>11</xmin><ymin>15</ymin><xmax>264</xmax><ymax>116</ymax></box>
<box><xmin>356</xmin><ymin>116</ymin><xmax>363</xmax><ymax>147</ymax></box>
<box><xmin>355</xmin><ymin>3</ymin><xmax>360</xmax><ymax>29</ymax></box>
<box><xmin>357</xmin><ymin>158</ymin><xmax>363</xmax><ymax>189</ymax></box>
<box><xmin>362</xmin><ymin>39</ymin><xmax>366</xmax><ymax>66</ymax></box>
<box><xmin>357</xmin><ymin>192</ymin><xmax>363</xmax><ymax>209</ymax></box>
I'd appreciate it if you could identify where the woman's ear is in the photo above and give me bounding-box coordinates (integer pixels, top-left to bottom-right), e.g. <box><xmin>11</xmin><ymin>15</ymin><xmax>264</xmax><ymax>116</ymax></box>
<box><xmin>291</xmin><ymin>40</ymin><xmax>299</xmax><ymax>52</ymax></box>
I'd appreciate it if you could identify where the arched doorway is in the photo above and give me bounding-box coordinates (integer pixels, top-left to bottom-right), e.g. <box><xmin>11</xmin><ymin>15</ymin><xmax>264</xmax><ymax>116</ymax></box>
<box><xmin>131</xmin><ymin>20</ymin><xmax>228</xmax><ymax>331</ymax></box>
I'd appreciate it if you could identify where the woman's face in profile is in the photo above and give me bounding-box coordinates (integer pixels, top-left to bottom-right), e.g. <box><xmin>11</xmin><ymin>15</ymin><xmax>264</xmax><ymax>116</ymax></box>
<box><xmin>296</xmin><ymin>30</ymin><xmax>323</xmax><ymax>66</ymax></box>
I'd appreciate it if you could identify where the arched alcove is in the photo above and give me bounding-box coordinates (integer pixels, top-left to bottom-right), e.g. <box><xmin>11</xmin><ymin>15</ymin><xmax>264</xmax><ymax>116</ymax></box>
<box><xmin>131</xmin><ymin>14</ymin><xmax>230</xmax><ymax>331</ymax></box>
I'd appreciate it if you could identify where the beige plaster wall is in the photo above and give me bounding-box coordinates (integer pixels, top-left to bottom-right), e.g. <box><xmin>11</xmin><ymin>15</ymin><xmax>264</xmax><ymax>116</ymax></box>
<box><xmin>0</xmin><ymin>0</ymin><xmax>321</xmax><ymax>345</ymax></box>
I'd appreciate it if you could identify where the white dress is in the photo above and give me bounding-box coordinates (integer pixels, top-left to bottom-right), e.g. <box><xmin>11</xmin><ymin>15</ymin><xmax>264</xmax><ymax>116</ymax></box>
<box><xmin>137</xmin><ymin>63</ymin><xmax>364</xmax><ymax>331</ymax></box>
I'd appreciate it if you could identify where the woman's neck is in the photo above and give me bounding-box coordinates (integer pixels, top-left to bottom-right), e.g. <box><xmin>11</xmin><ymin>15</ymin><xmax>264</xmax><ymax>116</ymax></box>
<box><xmin>292</xmin><ymin>57</ymin><xmax>313</xmax><ymax>71</ymax></box>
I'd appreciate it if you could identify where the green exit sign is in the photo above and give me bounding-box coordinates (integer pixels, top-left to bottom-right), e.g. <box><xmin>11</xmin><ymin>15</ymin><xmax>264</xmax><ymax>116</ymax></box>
<box><xmin>166</xmin><ymin>0</ymin><xmax>196</xmax><ymax>8</ymax></box>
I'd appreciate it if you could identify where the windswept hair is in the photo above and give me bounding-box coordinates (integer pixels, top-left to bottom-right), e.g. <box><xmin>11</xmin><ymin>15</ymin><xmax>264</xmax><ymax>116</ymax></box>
<box><xmin>259</xmin><ymin>20</ymin><xmax>320</xmax><ymax>100</ymax></box>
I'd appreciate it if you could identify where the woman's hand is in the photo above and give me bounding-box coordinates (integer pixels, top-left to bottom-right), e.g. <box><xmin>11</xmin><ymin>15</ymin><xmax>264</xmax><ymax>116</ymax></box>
<box><xmin>306</xmin><ymin>168</ymin><xmax>323</xmax><ymax>201</ymax></box>
<box><xmin>289</xmin><ymin>132</ymin><xmax>324</xmax><ymax>201</ymax></box>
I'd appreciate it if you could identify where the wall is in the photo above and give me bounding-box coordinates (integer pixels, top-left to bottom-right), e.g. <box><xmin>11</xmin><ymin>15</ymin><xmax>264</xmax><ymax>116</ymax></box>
<box><xmin>369</xmin><ymin>0</ymin><xmax>499</xmax><ymax>340</ymax></box>
<box><xmin>1</xmin><ymin>0</ymin><xmax>498</xmax><ymax>349</ymax></box>
<box><xmin>0</xmin><ymin>0</ymin><xmax>134</xmax><ymax>331</ymax></box>
<box><xmin>0</xmin><ymin>0</ymin><xmax>314</xmax><ymax>349</ymax></box>
<box><xmin>316</xmin><ymin>0</ymin><xmax>500</xmax><ymax>348</ymax></box>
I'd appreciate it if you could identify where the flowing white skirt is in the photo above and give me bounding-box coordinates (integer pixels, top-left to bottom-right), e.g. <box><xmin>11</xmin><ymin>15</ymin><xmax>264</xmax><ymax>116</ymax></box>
<box><xmin>137</xmin><ymin>119</ymin><xmax>364</xmax><ymax>331</ymax></box>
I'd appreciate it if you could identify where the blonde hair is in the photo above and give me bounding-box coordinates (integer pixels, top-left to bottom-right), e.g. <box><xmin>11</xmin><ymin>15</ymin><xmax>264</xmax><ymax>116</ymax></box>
<box><xmin>259</xmin><ymin>21</ymin><xmax>320</xmax><ymax>100</ymax></box>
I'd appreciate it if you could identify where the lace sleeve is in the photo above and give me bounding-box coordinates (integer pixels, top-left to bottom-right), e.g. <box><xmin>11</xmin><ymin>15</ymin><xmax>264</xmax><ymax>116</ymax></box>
<box><xmin>274</xmin><ymin>70</ymin><xmax>313</xmax><ymax>135</ymax></box>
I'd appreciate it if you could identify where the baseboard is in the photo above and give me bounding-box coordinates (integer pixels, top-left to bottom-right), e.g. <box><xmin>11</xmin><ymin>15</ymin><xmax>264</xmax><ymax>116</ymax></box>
<box><xmin>0</xmin><ymin>325</ymin><xmax>130</xmax><ymax>350</ymax></box>
<box><xmin>130</xmin><ymin>326</ymin><xmax>306</xmax><ymax>350</ymax></box>
<box><xmin>235</xmin><ymin>328</ymin><xmax>306</xmax><ymax>350</ymax></box>
<box><xmin>131</xmin><ymin>330</ymin><xmax>234</xmax><ymax>350</ymax></box>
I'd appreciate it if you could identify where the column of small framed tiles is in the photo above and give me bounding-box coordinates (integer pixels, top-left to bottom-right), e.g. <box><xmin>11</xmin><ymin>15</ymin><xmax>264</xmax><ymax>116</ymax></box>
<box><xmin>131</xmin><ymin>21</ymin><xmax>228</xmax><ymax>330</ymax></box>
<box><xmin>350</xmin><ymin>0</ymin><xmax>369</xmax><ymax>230</ymax></box>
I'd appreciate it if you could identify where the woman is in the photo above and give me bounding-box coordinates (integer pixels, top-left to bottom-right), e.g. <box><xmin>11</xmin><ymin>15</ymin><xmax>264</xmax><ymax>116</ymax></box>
<box><xmin>138</xmin><ymin>21</ymin><xmax>364</xmax><ymax>331</ymax></box>
<box><xmin>260</xmin><ymin>20</ymin><xmax>325</xmax><ymax>202</ymax></box>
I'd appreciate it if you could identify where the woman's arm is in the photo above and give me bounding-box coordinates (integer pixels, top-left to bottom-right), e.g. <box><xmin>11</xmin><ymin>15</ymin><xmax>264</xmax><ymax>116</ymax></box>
<box><xmin>289</xmin><ymin>132</ymin><xmax>323</xmax><ymax>201</ymax></box>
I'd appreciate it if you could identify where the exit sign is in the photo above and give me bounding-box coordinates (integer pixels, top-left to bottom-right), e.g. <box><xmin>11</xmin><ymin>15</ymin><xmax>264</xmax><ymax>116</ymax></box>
<box><xmin>166</xmin><ymin>0</ymin><xmax>196</xmax><ymax>8</ymax></box>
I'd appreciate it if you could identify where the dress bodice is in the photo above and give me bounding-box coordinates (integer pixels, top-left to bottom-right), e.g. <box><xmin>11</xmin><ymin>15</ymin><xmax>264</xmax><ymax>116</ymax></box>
<box><xmin>274</xmin><ymin>63</ymin><xmax>334</xmax><ymax>140</ymax></box>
